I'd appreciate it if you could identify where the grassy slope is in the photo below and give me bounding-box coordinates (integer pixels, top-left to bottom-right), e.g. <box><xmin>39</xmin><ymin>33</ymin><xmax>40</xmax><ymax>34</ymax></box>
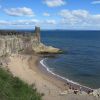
<box><xmin>0</xmin><ymin>68</ymin><xmax>43</xmax><ymax>100</ymax></box>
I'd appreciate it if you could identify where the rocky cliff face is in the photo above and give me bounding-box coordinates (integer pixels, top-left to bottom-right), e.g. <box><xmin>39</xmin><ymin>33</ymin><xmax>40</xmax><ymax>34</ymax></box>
<box><xmin>0</xmin><ymin>26</ymin><xmax>62</xmax><ymax>56</ymax></box>
<box><xmin>0</xmin><ymin>36</ymin><xmax>24</xmax><ymax>56</ymax></box>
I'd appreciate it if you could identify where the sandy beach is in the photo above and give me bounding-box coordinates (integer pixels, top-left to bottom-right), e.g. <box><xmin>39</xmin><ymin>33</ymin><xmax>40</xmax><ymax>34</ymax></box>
<box><xmin>5</xmin><ymin>54</ymin><xmax>99</xmax><ymax>100</ymax></box>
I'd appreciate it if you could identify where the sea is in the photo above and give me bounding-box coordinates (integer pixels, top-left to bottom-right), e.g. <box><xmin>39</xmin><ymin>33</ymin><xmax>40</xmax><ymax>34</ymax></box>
<box><xmin>40</xmin><ymin>30</ymin><xmax>100</xmax><ymax>89</ymax></box>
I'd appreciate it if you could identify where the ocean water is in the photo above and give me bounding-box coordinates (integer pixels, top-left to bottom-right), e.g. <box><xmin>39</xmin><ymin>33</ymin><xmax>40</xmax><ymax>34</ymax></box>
<box><xmin>40</xmin><ymin>30</ymin><xmax>100</xmax><ymax>89</ymax></box>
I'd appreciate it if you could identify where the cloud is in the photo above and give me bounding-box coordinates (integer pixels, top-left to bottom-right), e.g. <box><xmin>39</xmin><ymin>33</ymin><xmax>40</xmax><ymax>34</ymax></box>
<box><xmin>0</xmin><ymin>20</ymin><xmax>39</xmax><ymax>29</ymax></box>
<box><xmin>43</xmin><ymin>12</ymin><xmax>50</xmax><ymax>16</ymax></box>
<box><xmin>43</xmin><ymin>0</ymin><xmax>66</xmax><ymax>7</ymax></box>
<box><xmin>0</xmin><ymin>19</ymin><xmax>57</xmax><ymax>27</ymax></box>
<box><xmin>1</xmin><ymin>9</ymin><xmax>100</xmax><ymax>29</ymax></box>
<box><xmin>0</xmin><ymin>19</ymin><xmax>39</xmax><ymax>26</ymax></box>
<box><xmin>4</xmin><ymin>7</ymin><xmax>35</xmax><ymax>17</ymax></box>
<box><xmin>91</xmin><ymin>0</ymin><xmax>100</xmax><ymax>4</ymax></box>
<box><xmin>59</xmin><ymin>9</ymin><xmax>100</xmax><ymax>27</ymax></box>
<box><xmin>12</xmin><ymin>19</ymin><xmax>39</xmax><ymax>25</ymax></box>
<box><xmin>44</xmin><ymin>20</ymin><xmax>56</xmax><ymax>24</ymax></box>
<box><xmin>0</xmin><ymin>20</ymin><xmax>10</xmax><ymax>25</ymax></box>
<box><xmin>59</xmin><ymin>9</ymin><xmax>89</xmax><ymax>19</ymax></box>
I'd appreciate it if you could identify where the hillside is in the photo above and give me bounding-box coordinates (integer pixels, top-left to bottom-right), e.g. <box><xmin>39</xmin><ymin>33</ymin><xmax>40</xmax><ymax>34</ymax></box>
<box><xmin>0</xmin><ymin>67</ymin><xmax>43</xmax><ymax>100</ymax></box>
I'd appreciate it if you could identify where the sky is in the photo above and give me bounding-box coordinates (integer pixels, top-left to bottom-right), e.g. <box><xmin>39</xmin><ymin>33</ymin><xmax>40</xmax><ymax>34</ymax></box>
<box><xmin>0</xmin><ymin>0</ymin><xmax>100</xmax><ymax>30</ymax></box>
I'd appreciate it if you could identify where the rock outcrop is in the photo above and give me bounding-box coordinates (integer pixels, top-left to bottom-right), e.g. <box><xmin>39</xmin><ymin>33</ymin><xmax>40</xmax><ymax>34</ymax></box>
<box><xmin>32</xmin><ymin>26</ymin><xmax>62</xmax><ymax>54</ymax></box>
<box><xmin>92</xmin><ymin>89</ymin><xmax>100</xmax><ymax>97</ymax></box>
<box><xmin>32</xmin><ymin>42</ymin><xmax>62</xmax><ymax>54</ymax></box>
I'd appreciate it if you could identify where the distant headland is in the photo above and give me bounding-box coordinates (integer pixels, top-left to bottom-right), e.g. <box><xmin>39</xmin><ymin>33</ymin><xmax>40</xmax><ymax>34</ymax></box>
<box><xmin>0</xmin><ymin>26</ymin><xmax>62</xmax><ymax>56</ymax></box>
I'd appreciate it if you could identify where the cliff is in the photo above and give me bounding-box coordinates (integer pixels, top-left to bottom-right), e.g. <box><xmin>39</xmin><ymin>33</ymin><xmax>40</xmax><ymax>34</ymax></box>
<box><xmin>0</xmin><ymin>35</ymin><xmax>35</xmax><ymax>56</ymax></box>
<box><xmin>0</xmin><ymin>36</ymin><xmax>23</xmax><ymax>56</ymax></box>
<box><xmin>0</xmin><ymin>26</ymin><xmax>62</xmax><ymax>56</ymax></box>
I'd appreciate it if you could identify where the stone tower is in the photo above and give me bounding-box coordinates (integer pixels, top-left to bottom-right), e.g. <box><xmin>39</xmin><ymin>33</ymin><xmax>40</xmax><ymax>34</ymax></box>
<box><xmin>33</xmin><ymin>26</ymin><xmax>41</xmax><ymax>43</ymax></box>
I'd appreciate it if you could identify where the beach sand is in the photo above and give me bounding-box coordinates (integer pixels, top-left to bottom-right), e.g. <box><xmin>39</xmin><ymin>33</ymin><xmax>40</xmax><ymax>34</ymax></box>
<box><xmin>6</xmin><ymin>54</ymin><xmax>99</xmax><ymax>100</ymax></box>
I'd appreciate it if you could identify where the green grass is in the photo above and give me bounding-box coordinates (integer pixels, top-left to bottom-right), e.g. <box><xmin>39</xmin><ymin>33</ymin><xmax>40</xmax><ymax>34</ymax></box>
<box><xmin>0</xmin><ymin>68</ymin><xmax>43</xmax><ymax>100</ymax></box>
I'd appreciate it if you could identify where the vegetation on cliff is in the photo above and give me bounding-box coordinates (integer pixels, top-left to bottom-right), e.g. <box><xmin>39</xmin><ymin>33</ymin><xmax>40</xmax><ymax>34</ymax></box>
<box><xmin>0</xmin><ymin>68</ymin><xmax>43</xmax><ymax>100</ymax></box>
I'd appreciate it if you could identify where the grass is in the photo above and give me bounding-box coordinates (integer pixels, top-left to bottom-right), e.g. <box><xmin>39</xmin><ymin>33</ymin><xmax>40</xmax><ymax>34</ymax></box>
<box><xmin>0</xmin><ymin>67</ymin><xmax>43</xmax><ymax>100</ymax></box>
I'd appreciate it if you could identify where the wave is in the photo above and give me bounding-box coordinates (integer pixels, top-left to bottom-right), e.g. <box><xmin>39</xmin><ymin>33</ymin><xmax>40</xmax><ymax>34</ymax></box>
<box><xmin>40</xmin><ymin>58</ymin><xmax>93</xmax><ymax>90</ymax></box>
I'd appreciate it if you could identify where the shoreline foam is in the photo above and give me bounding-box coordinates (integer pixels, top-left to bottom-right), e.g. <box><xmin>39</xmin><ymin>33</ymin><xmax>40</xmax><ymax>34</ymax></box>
<box><xmin>40</xmin><ymin>58</ymin><xmax>94</xmax><ymax>93</ymax></box>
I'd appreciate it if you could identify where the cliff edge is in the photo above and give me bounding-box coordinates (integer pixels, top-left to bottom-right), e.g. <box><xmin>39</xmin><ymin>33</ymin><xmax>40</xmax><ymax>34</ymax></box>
<box><xmin>32</xmin><ymin>26</ymin><xmax>62</xmax><ymax>54</ymax></box>
<box><xmin>0</xmin><ymin>26</ymin><xmax>62</xmax><ymax>56</ymax></box>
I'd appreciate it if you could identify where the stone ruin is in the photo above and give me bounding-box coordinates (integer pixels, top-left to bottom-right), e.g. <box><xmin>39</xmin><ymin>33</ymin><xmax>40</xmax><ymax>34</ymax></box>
<box><xmin>33</xmin><ymin>26</ymin><xmax>41</xmax><ymax>43</ymax></box>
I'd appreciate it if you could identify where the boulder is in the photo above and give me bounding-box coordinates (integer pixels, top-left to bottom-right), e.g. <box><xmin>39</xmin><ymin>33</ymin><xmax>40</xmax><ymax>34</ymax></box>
<box><xmin>92</xmin><ymin>89</ymin><xmax>100</xmax><ymax>97</ymax></box>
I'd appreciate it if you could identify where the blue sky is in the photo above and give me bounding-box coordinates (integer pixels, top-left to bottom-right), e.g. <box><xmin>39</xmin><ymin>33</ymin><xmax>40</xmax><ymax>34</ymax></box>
<box><xmin>0</xmin><ymin>0</ymin><xmax>100</xmax><ymax>30</ymax></box>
